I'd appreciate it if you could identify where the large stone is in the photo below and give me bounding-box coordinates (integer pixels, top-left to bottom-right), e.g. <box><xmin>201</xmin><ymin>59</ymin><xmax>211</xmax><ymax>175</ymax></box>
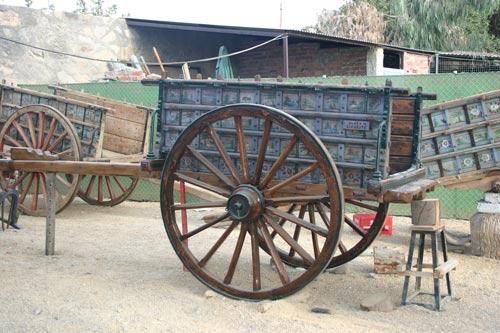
<box><xmin>360</xmin><ymin>293</ymin><xmax>395</xmax><ymax>312</ymax></box>
<box><xmin>373</xmin><ymin>246</ymin><xmax>405</xmax><ymax>274</ymax></box>
<box><xmin>470</xmin><ymin>213</ymin><xmax>500</xmax><ymax>259</ymax></box>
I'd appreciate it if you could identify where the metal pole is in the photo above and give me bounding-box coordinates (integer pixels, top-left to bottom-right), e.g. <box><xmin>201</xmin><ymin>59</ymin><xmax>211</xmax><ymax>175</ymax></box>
<box><xmin>283</xmin><ymin>34</ymin><xmax>289</xmax><ymax>78</ymax></box>
<box><xmin>45</xmin><ymin>172</ymin><xmax>56</xmax><ymax>256</ymax></box>
<box><xmin>435</xmin><ymin>54</ymin><xmax>439</xmax><ymax>74</ymax></box>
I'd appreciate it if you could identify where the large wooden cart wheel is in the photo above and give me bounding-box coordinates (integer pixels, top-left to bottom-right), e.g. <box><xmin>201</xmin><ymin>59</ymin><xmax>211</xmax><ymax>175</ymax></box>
<box><xmin>269</xmin><ymin>200</ymin><xmax>389</xmax><ymax>268</ymax></box>
<box><xmin>160</xmin><ymin>104</ymin><xmax>344</xmax><ymax>300</ymax></box>
<box><xmin>0</xmin><ymin>105</ymin><xmax>82</xmax><ymax>216</ymax></box>
<box><xmin>77</xmin><ymin>175</ymin><xmax>139</xmax><ymax>206</ymax></box>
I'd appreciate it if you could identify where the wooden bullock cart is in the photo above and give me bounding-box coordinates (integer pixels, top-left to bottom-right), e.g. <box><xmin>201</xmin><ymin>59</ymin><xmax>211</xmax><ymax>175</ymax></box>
<box><xmin>0</xmin><ymin>78</ymin><xmax>498</xmax><ymax>301</ymax></box>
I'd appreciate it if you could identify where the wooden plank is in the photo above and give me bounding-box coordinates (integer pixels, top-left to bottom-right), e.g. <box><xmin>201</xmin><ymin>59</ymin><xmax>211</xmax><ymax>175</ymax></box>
<box><xmin>95</xmin><ymin>111</ymin><xmax>106</xmax><ymax>159</ymax></box>
<box><xmin>0</xmin><ymin>159</ymin><xmax>158</xmax><ymax>178</ymax></box>
<box><xmin>103</xmin><ymin>132</ymin><xmax>143</xmax><ymax>154</ymax></box>
<box><xmin>391</xmin><ymin>115</ymin><xmax>414</xmax><ymax>135</ymax></box>
<box><xmin>382</xmin><ymin>178</ymin><xmax>436</xmax><ymax>203</ymax></box>
<box><xmin>435</xmin><ymin>259</ymin><xmax>458</xmax><ymax>278</ymax></box>
<box><xmin>389</xmin><ymin>156</ymin><xmax>413</xmax><ymax>174</ymax></box>
<box><xmin>103</xmin><ymin>115</ymin><xmax>145</xmax><ymax>141</ymax></box>
<box><xmin>54</xmin><ymin>89</ymin><xmax>148</xmax><ymax>124</ymax></box>
<box><xmin>438</xmin><ymin>169</ymin><xmax>500</xmax><ymax>191</ymax></box>
<box><xmin>392</xmin><ymin>97</ymin><xmax>416</xmax><ymax>115</ymax></box>
<box><xmin>390</xmin><ymin>135</ymin><xmax>413</xmax><ymax>156</ymax></box>
<box><xmin>10</xmin><ymin>147</ymin><xmax>59</xmax><ymax>161</ymax></box>
<box><xmin>422</xmin><ymin>89</ymin><xmax>500</xmax><ymax>115</ymax></box>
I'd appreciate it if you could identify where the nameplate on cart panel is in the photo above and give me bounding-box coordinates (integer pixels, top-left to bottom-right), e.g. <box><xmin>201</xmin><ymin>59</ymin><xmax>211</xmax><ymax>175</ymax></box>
<box><xmin>342</xmin><ymin>120</ymin><xmax>370</xmax><ymax>131</ymax></box>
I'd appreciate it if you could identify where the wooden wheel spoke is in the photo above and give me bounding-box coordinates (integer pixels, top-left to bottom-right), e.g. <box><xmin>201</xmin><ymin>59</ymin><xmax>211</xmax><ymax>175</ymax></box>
<box><xmin>57</xmin><ymin>149</ymin><xmax>74</xmax><ymax>160</ymax></box>
<box><xmin>344</xmin><ymin>216</ymin><xmax>366</xmax><ymax>237</ymax></box>
<box><xmin>257</xmin><ymin>219</ymin><xmax>290</xmax><ymax>285</ymax></box>
<box><xmin>260</xmin><ymin>136</ymin><xmax>298</xmax><ymax>189</ymax></box>
<box><xmin>266</xmin><ymin>195</ymin><xmax>328</xmax><ymax>206</ymax></box>
<box><xmin>314</xmin><ymin>202</ymin><xmax>331</xmax><ymax>228</ymax></box>
<box><xmin>104</xmin><ymin>176</ymin><xmax>115</xmax><ymax>201</ymax></box>
<box><xmin>40</xmin><ymin>173</ymin><xmax>49</xmax><ymax>210</ymax></box>
<box><xmin>9</xmin><ymin>172</ymin><xmax>29</xmax><ymax>188</ymax></box>
<box><xmin>186</xmin><ymin>146</ymin><xmax>236</xmax><ymax>189</ymax></box>
<box><xmin>179</xmin><ymin>212</ymin><xmax>230</xmax><ymax>241</ymax></box>
<box><xmin>308</xmin><ymin>204</ymin><xmax>320</xmax><ymax>259</ymax></box>
<box><xmin>85</xmin><ymin>175</ymin><xmax>96</xmax><ymax>196</ymax></box>
<box><xmin>173</xmin><ymin>201</ymin><xmax>227</xmax><ymax>210</ymax></box>
<box><xmin>346</xmin><ymin>198</ymin><xmax>379</xmax><ymax>211</ymax></box>
<box><xmin>31</xmin><ymin>173</ymin><xmax>40</xmax><ymax>211</ymax></box>
<box><xmin>223</xmin><ymin>223</ymin><xmax>247</xmax><ymax>284</ymax></box>
<box><xmin>27</xmin><ymin>113</ymin><xmax>37</xmax><ymax>149</ymax></box>
<box><xmin>206</xmin><ymin>124</ymin><xmax>242</xmax><ymax>185</ymax></box>
<box><xmin>249</xmin><ymin>223</ymin><xmax>261</xmax><ymax>291</ymax></box>
<box><xmin>264</xmin><ymin>162</ymin><xmax>320</xmax><ymax>195</ymax></box>
<box><xmin>252</xmin><ymin>119</ymin><xmax>272</xmax><ymax>185</ymax></box>
<box><xmin>37</xmin><ymin>112</ymin><xmax>45</xmax><ymax>149</ymax></box>
<box><xmin>174</xmin><ymin>172</ymin><xmax>230</xmax><ymax>197</ymax></box>
<box><xmin>338</xmin><ymin>241</ymin><xmax>348</xmax><ymax>254</ymax></box>
<box><xmin>12</xmin><ymin>120</ymin><xmax>33</xmax><ymax>148</ymax></box>
<box><xmin>113</xmin><ymin>176</ymin><xmax>127</xmax><ymax>193</ymax></box>
<box><xmin>234</xmin><ymin>116</ymin><xmax>250</xmax><ymax>183</ymax></box>
<box><xmin>199</xmin><ymin>221</ymin><xmax>238</xmax><ymax>267</ymax></box>
<box><xmin>270</xmin><ymin>204</ymin><xmax>296</xmax><ymax>239</ymax></box>
<box><xmin>41</xmin><ymin>118</ymin><xmax>57</xmax><ymax>150</ymax></box>
<box><xmin>56</xmin><ymin>174</ymin><xmax>72</xmax><ymax>188</ymax></box>
<box><xmin>47</xmin><ymin>130</ymin><xmax>68</xmax><ymax>152</ymax></box>
<box><xmin>4</xmin><ymin>134</ymin><xmax>24</xmax><ymax>148</ymax></box>
<box><xmin>266</xmin><ymin>206</ymin><xmax>329</xmax><ymax>238</ymax></box>
<box><xmin>289</xmin><ymin>205</ymin><xmax>306</xmax><ymax>257</ymax></box>
<box><xmin>263</xmin><ymin>214</ymin><xmax>314</xmax><ymax>266</ymax></box>
<box><xmin>19</xmin><ymin>173</ymin><xmax>35</xmax><ymax>204</ymax></box>
<box><xmin>97</xmin><ymin>176</ymin><xmax>104</xmax><ymax>202</ymax></box>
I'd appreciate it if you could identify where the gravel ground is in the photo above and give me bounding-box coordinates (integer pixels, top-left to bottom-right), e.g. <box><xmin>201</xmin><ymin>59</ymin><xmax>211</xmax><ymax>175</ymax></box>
<box><xmin>1</xmin><ymin>200</ymin><xmax>499</xmax><ymax>333</ymax></box>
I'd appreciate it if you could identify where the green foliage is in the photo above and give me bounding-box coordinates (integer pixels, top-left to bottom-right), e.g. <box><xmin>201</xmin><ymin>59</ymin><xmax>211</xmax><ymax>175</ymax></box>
<box><xmin>343</xmin><ymin>0</ymin><xmax>500</xmax><ymax>51</ymax></box>
<box><xmin>74</xmin><ymin>0</ymin><xmax>118</xmax><ymax>17</ymax></box>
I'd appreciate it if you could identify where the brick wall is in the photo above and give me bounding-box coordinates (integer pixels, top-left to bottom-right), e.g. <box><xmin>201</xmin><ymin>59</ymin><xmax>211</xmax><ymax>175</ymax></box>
<box><xmin>403</xmin><ymin>52</ymin><xmax>430</xmax><ymax>74</ymax></box>
<box><xmin>233</xmin><ymin>42</ymin><xmax>368</xmax><ymax>78</ymax></box>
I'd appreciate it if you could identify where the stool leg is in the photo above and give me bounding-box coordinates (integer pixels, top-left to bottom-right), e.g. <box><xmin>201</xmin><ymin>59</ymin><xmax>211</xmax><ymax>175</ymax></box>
<box><xmin>402</xmin><ymin>231</ymin><xmax>417</xmax><ymax>305</ymax></box>
<box><xmin>431</xmin><ymin>232</ymin><xmax>441</xmax><ymax>311</ymax></box>
<box><xmin>441</xmin><ymin>230</ymin><xmax>453</xmax><ymax>298</ymax></box>
<box><xmin>415</xmin><ymin>233</ymin><xmax>426</xmax><ymax>291</ymax></box>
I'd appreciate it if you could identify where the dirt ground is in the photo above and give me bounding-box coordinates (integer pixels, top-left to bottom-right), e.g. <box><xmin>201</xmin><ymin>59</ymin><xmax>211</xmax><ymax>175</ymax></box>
<box><xmin>1</xmin><ymin>199</ymin><xmax>499</xmax><ymax>333</ymax></box>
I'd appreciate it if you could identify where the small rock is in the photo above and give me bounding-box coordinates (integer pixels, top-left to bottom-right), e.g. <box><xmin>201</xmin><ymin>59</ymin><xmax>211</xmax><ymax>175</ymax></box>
<box><xmin>295</xmin><ymin>267</ymin><xmax>306</xmax><ymax>272</ymax></box>
<box><xmin>360</xmin><ymin>293</ymin><xmax>395</xmax><ymax>312</ymax></box>
<box><xmin>310</xmin><ymin>306</ymin><xmax>331</xmax><ymax>314</ymax></box>
<box><xmin>204</xmin><ymin>290</ymin><xmax>217</xmax><ymax>299</ymax></box>
<box><xmin>257</xmin><ymin>301</ymin><xmax>273</xmax><ymax>313</ymax></box>
<box><xmin>368</xmin><ymin>272</ymin><xmax>378</xmax><ymax>279</ymax></box>
<box><xmin>33</xmin><ymin>308</ymin><xmax>42</xmax><ymax>315</ymax></box>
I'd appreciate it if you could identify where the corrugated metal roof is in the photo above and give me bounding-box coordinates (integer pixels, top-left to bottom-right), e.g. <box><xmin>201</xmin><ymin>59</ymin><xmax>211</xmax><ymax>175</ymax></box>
<box><xmin>438</xmin><ymin>51</ymin><xmax>500</xmax><ymax>60</ymax></box>
<box><xmin>125</xmin><ymin>18</ymin><xmax>436</xmax><ymax>55</ymax></box>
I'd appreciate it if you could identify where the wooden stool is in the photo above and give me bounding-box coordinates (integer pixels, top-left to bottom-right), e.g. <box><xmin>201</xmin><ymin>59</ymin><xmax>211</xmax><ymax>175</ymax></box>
<box><xmin>401</xmin><ymin>225</ymin><xmax>457</xmax><ymax>311</ymax></box>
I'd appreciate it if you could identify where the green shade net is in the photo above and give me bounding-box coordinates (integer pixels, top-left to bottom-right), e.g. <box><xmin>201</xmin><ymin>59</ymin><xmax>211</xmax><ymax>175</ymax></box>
<box><xmin>215</xmin><ymin>46</ymin><xmax>234</xmax><ymax>79</ymax></box>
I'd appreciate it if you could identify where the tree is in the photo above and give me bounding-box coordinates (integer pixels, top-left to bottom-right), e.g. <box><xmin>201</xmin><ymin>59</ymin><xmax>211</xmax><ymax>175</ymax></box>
<box><xmin>358</xmin><ymin>0</ymin><xmax>500</xmax><ymax>51</ymax></box>
<box><xmin>74</xmin><ymin>0</ymin><xmax>118</xmax><ymax>16</ymax></box>
<box><xmin>314</xmin><ymin>1</ymin><xmax>385</xmax><ymax>43</ymax></box>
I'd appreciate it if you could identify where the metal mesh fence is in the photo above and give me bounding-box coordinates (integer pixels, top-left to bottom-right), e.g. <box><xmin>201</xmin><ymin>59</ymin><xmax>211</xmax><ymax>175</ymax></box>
<box><xmin>22</xmin><ymin>71</ymin><xmax>500</xmax><ymax>220</ymax></box>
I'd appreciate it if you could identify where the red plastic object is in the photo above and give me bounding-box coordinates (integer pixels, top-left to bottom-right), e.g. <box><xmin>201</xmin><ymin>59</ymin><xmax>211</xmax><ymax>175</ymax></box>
<box><xmin>353</xmin><ymin>213</ymin><xmax>393</xmax><ymax>236</ymax></box>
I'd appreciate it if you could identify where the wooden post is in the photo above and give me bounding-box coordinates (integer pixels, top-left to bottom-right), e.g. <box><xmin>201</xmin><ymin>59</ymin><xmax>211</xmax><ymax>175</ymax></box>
<box><xmin>282</xmin><ymin>34</ymin><xmax>289</xmax><ymax>79</ymax></box>
<box><xmin>153</xmin><ymin>47</ymin><xmax>166</xmax><ymax>77</ymax></box>
<box><xmin>182</xmin><ymin>63</ymin><xmax>191</xmax><ymax>80</ymax></box>
<box><xmin>411</xmin><ymin>198</ymin><xmax>440</xmax><ymax>226</ymax></box>
<box><xmin>45</xmin><ymin>172</ymin><xmax>56</xmax><ymax>255</ymax></box>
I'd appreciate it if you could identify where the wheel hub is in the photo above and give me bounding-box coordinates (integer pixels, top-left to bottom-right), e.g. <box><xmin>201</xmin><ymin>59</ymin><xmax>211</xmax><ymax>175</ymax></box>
<box><xmin>227</xmin><ymin>185</ymin><xmax>264</xmax><ymax>222</ymax></box>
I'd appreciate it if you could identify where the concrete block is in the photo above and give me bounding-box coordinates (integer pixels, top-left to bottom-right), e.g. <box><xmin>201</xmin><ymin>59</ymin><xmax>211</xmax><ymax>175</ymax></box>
<box><xmin>373</xmin><ymin>246</ymin><xmax>405</xmax><ymax>274</ymax></box>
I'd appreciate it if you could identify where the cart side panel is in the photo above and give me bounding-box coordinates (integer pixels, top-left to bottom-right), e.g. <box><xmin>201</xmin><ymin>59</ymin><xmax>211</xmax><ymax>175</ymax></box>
<box><xmin>390</xmin><ymin>97</ymin><xmax>417</xmax><ymax>174</ymax></box>
<box><xmin>420</xmin><ymin>90</ymin><xmax>500</xmax><ymax>180</ymax></box>
<box><xmin>0</xmin><ymin>84</ymin><xmax>108</xmax><ymax>159</ymax></box>
<box><xmin>158</xmin><ymin>80</ymin><xmax>412</xmax><ymax>189</ymax></box>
